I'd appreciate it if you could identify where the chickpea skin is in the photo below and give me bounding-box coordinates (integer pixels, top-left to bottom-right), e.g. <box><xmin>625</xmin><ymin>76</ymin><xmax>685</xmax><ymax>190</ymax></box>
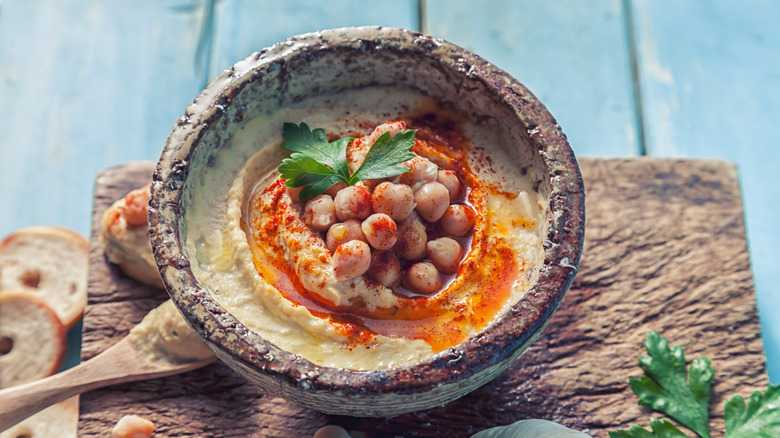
<box><xmin>414</xmin><ymin>181</ymin><xmax>450</xmax><ymax>222</ymax></box>
<box><xmin>334</xmin><ymin>184</ymin><xmax>372</xmax><ymax>221</ymax></box>
<box><xmin>361</xmin><ymin>213</ymin><xmax>398</xmax><ymax>250</ymax></box>
<box><xmin>371</xmin><ymin>181</ymin><xmax>415</xmax><ymax>221</ymax></box>
<box><xmin>303</xmin><ymin>194</ymin><xmax>337</xmax><ymax>232</ymax></box>
<box><xmin>440</xmin><ymin>204</ymin><xmax>476</xmax><ymax>237</ymax></box>
<box><xmin>426</xmin><ymin>237</ymin><xmax>463</xmax><ymax>273</ymax></box>
<box><xmin>332</xmin><ymin>240</ymin><xmax>371</xmax><ymax>281</ymax></box>
<box><xmin>326</xmin><ymin>219</ymin><xmax>366</xmax><ymax>253</ymax></box>
<box><xmin>403</xmin><ymin>261</ymin><xmax>441</xmax><ymax>294</ymax></box>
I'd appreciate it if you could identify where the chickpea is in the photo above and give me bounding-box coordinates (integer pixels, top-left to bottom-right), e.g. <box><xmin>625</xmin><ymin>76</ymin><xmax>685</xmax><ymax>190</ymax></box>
<box><xmin>325</xmin><ymin>181</ymin><xmax>348</xmax><ymax>197</ymax></box>
<box><xmin>362</xmin><ymin>177</ymin><xmax>388</xmax><ymax>191</ymax></box>
<box><xmin>414</xmin><ymin>181</ymin><xmax>450</xmax><ymax>222</ymax></box>
<box><xmin>371</xmin><ymin>181</ymin><xmax>415</xmax><ymax>221</ymax></box>
<box><xmin>332</xmin><ymin>240</ymin><xmax>371</xmax><ymax>281</ymax></box>
<box><xmin>399</xmin><ymin>156</ymin><xmax>438</xmax><ymax>188</ymax></box>
<box><xmin>286</xmin><ymin>186</ymin><xmax>304</xmax><ymax>203</ymax></box>
<box><xmin>437</xmin><ymin>169</ymin><xmax>462</xmax><ymax>202</ymax></box>
<box><xmin>346</xmin><ymin>137</ymin><xmax>370</xmax><ymax>173</ymax></box>
<box><xmin>361</xmin><ymin>213</ymin><xmax>397</xmax><ymax>250</ymax></box>
<box><xmin>366</xmin><ymin>120</ymin><xmax>406</xmax><ymax>145</ymax></box>
<box><xmin>440</xmin><ymin>204</ymin><xmax>476</xmax><ymax>237</ymax></box>
<box><xmin>426</xmin><ymin>237</ymin><xmax>463</xmax><ymax>274</ymax></box>
<box><xmin>395</xmin><ymin>212</ymin><xmax>427</xmax><ymax>260</ymax></box>
<box><xmin>367</xmin><ymin>250</ymin><xmax>402</xmax><ymax>287</ymax></box>
<box><xmin>326</xmin><ymin>219</ymin><xmax>365</xmax><ymax>253</ymax></box>
<box><xmin>314</xmin><ymin>425</ymin><xmax>352</xmax><ymax>438</ymax></box>
<box><xmin>111</xmin><ymin>415</ymin><xmax>154</xmax><ymax>438</ymax></box>
<box><xmin>303</xmin><ymin>194</ymin><xmax>336</xmax><ymax>232</ymax></box>
<box><xmin>403</xmin><ymin>262</ymin><xmax>441</xmax><ymax>294</ymax></box>
<box><xmin>334</xmin><ymin>184</ymin><xmax>372</xmax><ymax>221</ymax></box>
<box><xmin>346</xmin><ymin>122</ymin><xmax>406</xmax><ymax>174</ymax></box>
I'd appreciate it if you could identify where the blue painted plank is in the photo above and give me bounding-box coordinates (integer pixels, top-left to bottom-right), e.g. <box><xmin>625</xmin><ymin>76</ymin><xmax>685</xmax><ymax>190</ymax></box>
<box><xmin>631</xmin><ymin>0</ymin><xmax>780</xmax><ymax>381</ymax></box>
<box><xmin>0</xmin><ymin>0</ymin><xmax>210</xmax><ymax>241</ymax></box>
<box><xmin>0</xmin><ymin>0</ymin><xmax>211</xmax><ymax>371</ymax></box>
<box><xmin>425</xmin><ymin>0</ymin><xmax>641</xmax><ymax>157</ymax></box>
<box><xmin>208</xmin><ymin>0</ymin><xmax>419</xmax><ymax>78</ymax></box>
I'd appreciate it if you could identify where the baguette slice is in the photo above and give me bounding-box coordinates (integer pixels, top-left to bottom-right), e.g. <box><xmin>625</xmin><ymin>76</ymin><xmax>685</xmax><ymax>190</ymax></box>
<box><xmin>99</xmin><ymin>183</ymin><xmax>163</xmax><ymax>288</ymax></box>
<box><xmin>0</xmin><ymin>397</ymin><xmax>78</xmax><ymax>438</ymax></box>
<box><xmin>0</xmin><ymin>291</ymin><xmax>66</xmax><ymax>389</ymax></box>
<box><xmin>0</xmin><ymin>226</ymin><xmax>88</xmax><ymax>328</ymax></box>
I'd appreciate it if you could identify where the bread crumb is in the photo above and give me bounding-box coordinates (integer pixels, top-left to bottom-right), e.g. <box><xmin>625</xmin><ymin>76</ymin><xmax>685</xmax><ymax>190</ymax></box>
<box><xmin>111</xmin><ymin>414</ymin><xmax>154</xmax><ymax>438</ymax></box>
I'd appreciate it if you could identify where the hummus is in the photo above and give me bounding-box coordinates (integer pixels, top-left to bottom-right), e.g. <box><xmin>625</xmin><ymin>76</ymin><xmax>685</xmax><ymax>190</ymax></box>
<box><xmin>182</xmin><ymin>87</ymin><xmax>547</xmax><ymax>370</ymax></box>
<box><xmin>128</xmin><ymin>300</ymin><xmax>214</xmax><ymax>363</ymax></box>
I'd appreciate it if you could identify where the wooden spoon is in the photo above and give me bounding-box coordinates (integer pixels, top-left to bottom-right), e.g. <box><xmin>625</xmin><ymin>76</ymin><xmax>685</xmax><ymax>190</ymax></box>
<box><xmin>0</xmin><ymin>311</ymin><xmax>216</xmax><ymax>431</ymax></box>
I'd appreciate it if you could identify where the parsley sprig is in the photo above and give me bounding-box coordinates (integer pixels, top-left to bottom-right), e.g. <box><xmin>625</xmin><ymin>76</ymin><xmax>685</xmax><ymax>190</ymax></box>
<box><xmin>611</xmin><ymin>331</ymin><xmax>780</xmax><ymax>438</ymax></box>
<box><xmin>277</xmin><ymin>122</ymin><xmax>416</xmax><ymax>201</ymax></box>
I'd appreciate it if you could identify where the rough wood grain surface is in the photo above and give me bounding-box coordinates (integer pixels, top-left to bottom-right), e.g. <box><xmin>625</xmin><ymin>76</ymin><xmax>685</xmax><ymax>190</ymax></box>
<box><xmin>78</xmin><ymin>158</ymin><xmax>766</xmax><ymax>437</ymax></box>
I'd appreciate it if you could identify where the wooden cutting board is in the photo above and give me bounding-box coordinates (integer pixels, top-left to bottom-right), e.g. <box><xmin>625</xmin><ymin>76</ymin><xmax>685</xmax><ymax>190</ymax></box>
<box><xmin>77</xmin><ymin>158</ymin><xmax>766</xmax><ymax>437</ymax></box>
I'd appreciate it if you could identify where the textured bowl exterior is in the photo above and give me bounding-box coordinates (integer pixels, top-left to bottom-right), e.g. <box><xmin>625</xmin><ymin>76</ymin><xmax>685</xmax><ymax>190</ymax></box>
<box><xmin>148</xmin><ymin>26</ymin><xmax>585</xmax><ymax>417</ymax></box>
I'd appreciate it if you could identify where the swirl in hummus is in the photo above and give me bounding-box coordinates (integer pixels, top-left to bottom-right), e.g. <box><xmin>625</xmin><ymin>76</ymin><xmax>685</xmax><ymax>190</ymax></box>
<box><xmin>182</xmin><ymin>88</ymin><xmax>547</xmax><ymax>370</ymax></box>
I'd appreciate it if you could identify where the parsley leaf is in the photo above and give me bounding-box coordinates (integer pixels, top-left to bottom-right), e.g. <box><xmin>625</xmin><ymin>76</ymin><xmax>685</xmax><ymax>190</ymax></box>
<box><xmin>281</xmin><ymin>122</ymin><xmax>351</xmax><ymax>177</ymax></box>
<box><xmin>277</xmin><ymin>154</ymin><xmax>345</xmax><ymax>202</ymax></box>
<box><xmin>724</xmin><ymin>385</ymin><xmax>780</xmax><ymax>437</ymax></box>
<box><xmin>614</xmin><ymin>331</ymin><xmax>780</xmax><ymax>438</ymax></box>
<box><xmin>610</xmin><ymin>418</ymin><xmax>689</xmax><ymax>438</ymax></box>
<box><xmin>628</xmin><ymin>332</ymin><xmax>715</xmax><ymax>438</ymax></box>
<box><xmin>277</xmin><ymin>122</ymin><xmax>415</xmax><ymax>201</ymax></box>
<box><xmin>350</xmin><ymin>130</ymin><xmax>417</xmax><ymax>183</ymax></box>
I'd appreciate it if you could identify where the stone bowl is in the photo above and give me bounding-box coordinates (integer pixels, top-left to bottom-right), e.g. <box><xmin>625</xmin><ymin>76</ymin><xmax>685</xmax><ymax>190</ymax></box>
<box><xmin>148</xmin><ymin>26</ymin><xmax>584</xmax><ymax>417</ymax></box>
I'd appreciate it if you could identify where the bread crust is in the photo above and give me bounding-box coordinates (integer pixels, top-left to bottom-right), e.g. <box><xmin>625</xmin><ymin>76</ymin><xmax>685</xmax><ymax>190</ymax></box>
<box><xmin>0</xmin><ymin>226</ymin><xmax>89</xmax><ymax>328</ymax></box>
<box><xmin>0</xmin><ymin>291</ymin><xmax>66</xmax><ymax>389</ymax></box>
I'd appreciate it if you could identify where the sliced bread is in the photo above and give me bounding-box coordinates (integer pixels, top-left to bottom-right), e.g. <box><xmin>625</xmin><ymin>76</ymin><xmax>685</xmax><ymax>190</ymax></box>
<box><xmin>0</xmin><ymin>397</ymin><xmax>78</xmax><ymax>438</ymax></box>
<box><xmin>0</xmin><ymin>291</ymin><xmax>66</xmax><ymax>389</ymax></box>
<box><xmin>0</xmin><ymin>226</ymin><xmax>89</xmax><ymax>328</ymax></box>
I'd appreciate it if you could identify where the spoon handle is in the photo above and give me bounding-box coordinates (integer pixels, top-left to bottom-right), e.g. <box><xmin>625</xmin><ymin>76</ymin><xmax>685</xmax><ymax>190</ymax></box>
<box><xmin>0</xmin><ymin>337</ymin><xmax>214</xmax><ymax>432</ymax></box>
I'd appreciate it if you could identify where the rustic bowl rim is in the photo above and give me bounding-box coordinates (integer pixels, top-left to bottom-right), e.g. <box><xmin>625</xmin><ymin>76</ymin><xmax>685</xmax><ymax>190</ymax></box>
<box><xmin>148</xmin><ymin>26</ymin><xmax>585</xmax><ymax>398</ymax></box>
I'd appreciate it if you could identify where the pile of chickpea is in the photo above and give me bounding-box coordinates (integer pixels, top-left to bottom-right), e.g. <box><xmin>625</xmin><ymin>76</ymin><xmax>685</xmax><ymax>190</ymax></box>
<box><xmin>288</xmin><ymin>155</ymin><xmax>475</xmax><ymax>294</ymax></box>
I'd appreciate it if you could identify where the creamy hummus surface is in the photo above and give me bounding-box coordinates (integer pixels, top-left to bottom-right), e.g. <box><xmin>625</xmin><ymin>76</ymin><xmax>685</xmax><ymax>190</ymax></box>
<box><xmin>129</xmin><ymin>300</ymin><xmax>214</xmax><ymax>363</ymax></box>
<box><xmin>182</xmin><ymin>87</ymin><xmax>547</xmax><ymax>370</ymax></box>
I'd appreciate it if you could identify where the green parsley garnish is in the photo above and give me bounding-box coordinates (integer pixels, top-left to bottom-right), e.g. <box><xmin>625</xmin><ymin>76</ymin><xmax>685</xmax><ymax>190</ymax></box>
<box><xmin>632</xmin><ymin>331</ymin><xmax>715</xmax><ymax>437</ymax></box>
<box><xmin>611</xmin><ymin>418</ymin><xmax>689</xmax><ymax>438</ymax></box>
<box><xmin>277</xmin><ymin>122</ymin><xmax>417</xmax><ymax>201</ymax></box>
<box><xmin>611</xmin><ymin>331</ymin><xmax>780</xmax><ymax>438</ymax></box>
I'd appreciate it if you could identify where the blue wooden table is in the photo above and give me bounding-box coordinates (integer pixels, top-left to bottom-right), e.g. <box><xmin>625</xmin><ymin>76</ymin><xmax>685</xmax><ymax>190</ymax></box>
<box><xmin>1</xmin><ymin>0</ymin><xmax>777</xmax><ymax>386</ymax></box>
